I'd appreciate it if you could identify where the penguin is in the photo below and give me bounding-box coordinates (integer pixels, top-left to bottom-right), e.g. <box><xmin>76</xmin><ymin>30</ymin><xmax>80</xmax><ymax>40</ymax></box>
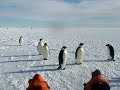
<box><xmin>42</xmin><ymin>43</ymin><xmax>50</xmax><ymax>60</ymax></box>
<box><xmin>19</xmin><ymin>36</ymin><xmax>23</xmax><ymax>46</ymax></box>
<box><xmin>75</xmin><ymin>43</ymin><xmax>84</xmax><ymax>64</ymax></box>
<box><xmin>57</xmin><ymin>46</ymin><xmax>67</xmax><ymax>70</ymax></box>
<box><xmin>106</xmin><ymin>44</ymin><xmax>115</xmax><ymax>61</ymax></box>
<box><xmin>37</xmin><ymin>39</ymin><xmax>44</xmax><ymax>55</ymax></box>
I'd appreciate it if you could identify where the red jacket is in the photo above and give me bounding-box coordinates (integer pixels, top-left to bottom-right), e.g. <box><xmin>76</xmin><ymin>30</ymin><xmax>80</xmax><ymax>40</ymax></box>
<box><xmin>26</xmin><ymin>74</ymin><xmax>50</xmax><ymax>90</ymax></box>
<box><xmin>85</xmin><ymin>75</ymin><xmax>110</xmax><ymax>90</ymax></box>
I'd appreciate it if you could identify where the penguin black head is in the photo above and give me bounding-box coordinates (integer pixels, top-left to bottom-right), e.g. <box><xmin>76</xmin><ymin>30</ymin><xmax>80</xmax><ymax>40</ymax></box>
<box><xmin>44</xmin><ymin>43</ymin><xmax>47</xmax><ymax>46</ymax></box>
<box><xmin>92</xmin><ymin>69</ymin><xmax>101</xmax><ymax>77</ymax></box>
<box><xmin>62</xmin><ymin>46</ymin><xmax>67</xmax><ymax>49</ymax></box>
<box><xmin>106</xmin><ymin>44</ymin><xmax>111</xmax><ymax>47</ymax></box>
<box><xmin>40</xmin><ymin>39</ymin><xmax>42</xmax><ymax>41</ymax></box>
<box><xmin>79</xmin><ymin>43</ymin><xmax>84</xmax><ymax>46</ymax></box>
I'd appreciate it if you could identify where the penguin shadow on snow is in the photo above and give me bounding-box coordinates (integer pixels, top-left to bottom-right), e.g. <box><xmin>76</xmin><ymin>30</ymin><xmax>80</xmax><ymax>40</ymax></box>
<box><xmin>32</xmin><ymin>64</ymin><xmax>58</xmax><ymax>68</ymax></box>
<box><xmin>2</xmin><ymin>44</ymin><xmax>20</xmax><ymax>47</ymax></box>
<box><xmin>2</xmin><ymin>43</ymin><xmax>31</xmax><ymax>47</ymax></box>
<box><xmin>50</xmin><ymin>48</ymin><xmax>75</xmax><ymax>54</ymax></box>
<box><xmin>109</xmin><ymin>77</ymin><xmax>120</xmax><ymax>87</ymax></box>
<box><xmin>1</xmin><ymin>54</ymin><xmax>39</xmax><ymax>58</ymax></box>
<box><xmin>4</xmin><ymin>68</ymin><xmax>58</xmax><ymax>74</ymax></box>
<box><xmin>0</xmin><ymin>59</ymin><xmax>42</xmax><ymax>63</ymax></box>
<box><xmin>4</xmin><ymin>62</ymin><xmax>83</xmax><ymax>74</ymax></box>
<box><xmin>32</xmin><ymin>63</ymin><xmax>77</xmax><ymax>69</ymax></box>
<box><xmin>84</xmin><ymin>59</ymin><xmax>111</xmax><ymax>62</ymax></box>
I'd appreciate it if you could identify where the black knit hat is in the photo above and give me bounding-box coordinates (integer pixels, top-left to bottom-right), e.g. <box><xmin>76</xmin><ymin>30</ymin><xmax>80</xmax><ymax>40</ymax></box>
<box><xmin>92</xmin><ymin>69</ymin><xmax>101</xmax><ymax>76</ymax></box>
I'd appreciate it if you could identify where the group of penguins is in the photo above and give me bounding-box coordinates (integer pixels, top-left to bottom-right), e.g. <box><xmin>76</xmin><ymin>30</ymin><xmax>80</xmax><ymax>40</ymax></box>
<box><xmin>19</xmin><ymin>36</ymin><xmax>115</xmax><ymax>70</ymax></box>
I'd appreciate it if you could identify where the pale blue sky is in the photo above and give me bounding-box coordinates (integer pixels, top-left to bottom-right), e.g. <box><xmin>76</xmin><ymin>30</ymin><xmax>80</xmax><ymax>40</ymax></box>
<box><xmin>0</xmin><ymin>0</ymin><xmax>120</xmax><ymax>27</ymax></box>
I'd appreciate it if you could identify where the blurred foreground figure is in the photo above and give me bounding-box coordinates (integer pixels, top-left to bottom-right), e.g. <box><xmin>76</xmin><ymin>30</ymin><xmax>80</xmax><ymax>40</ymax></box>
<box><xmin>84</xmin><ymin>69</ymin><xmax>110</xmax><ymax>90</ymax></box>
<box><xmin>26</xmin><ymin>74</ymin><xmax>50</xmax><ymax>90</ymax></box>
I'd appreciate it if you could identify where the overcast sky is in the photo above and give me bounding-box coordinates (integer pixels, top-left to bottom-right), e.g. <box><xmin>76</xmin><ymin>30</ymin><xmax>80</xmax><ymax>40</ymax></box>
<box><xmin>0</xmin><ymin>0</ymin><xmax>120</xmax><ymax>19</ymax></box>
<box><xmin>0</xmin><ymin>0</ymin><xmax>120</xmax><ymax>27</ymax></box>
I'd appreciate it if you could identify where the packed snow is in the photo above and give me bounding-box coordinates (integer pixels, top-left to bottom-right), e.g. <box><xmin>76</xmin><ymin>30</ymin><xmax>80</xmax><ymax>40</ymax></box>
<box><xmin>0</xmin><ymin>27</ymin><xmax>120</xmax><ymax>90</ymax></box>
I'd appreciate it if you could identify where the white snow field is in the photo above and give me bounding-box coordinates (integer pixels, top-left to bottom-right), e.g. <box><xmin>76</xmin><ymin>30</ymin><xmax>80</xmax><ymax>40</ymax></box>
<box><xmin>0</xmin><ymin>27</ymin><xmax>120</xmax><ymax>90</ymax></box>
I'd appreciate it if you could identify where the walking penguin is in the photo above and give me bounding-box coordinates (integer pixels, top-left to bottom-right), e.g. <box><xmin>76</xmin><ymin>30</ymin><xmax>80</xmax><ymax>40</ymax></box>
<box><xmin>37</xmin><ymin>39</ymin><xmax>44</xmax><ymax>55</ymax></box>
<box><xmin>19</xmin><ymin>36</ymin><xmax>23</xmax><ymax>46</ymax></box>
<box><xmin>75</xmin><ymin>43</ymin><xmax>84</xmax><ymax>64</ymax></box>
<box><xmin>43</xmin><ymin>43</ymin><xmax>50</xmax><ymax>60</ymax></box>
<box><xmin>106</xmin><ymin>44</ymin><xmax>115</xmax><ymax>61</ymax></box>
<box><xmin>57</xmin><ymin>46</ymin><xmax>67</xmax><ymax>70</ymax></box>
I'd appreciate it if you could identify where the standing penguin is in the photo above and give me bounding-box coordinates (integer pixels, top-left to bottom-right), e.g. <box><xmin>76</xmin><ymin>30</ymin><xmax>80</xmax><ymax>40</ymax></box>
<box><xmin>106</xmin><ymin>44</ymin><xmax>115</xmax><ymax>61</ymax></box>
<box><xmin>19</xmin><ymin>36</ymin><xmax>23</xmax><ymax>46</ymax></box>
<box><xmin>42</xmin><ymin>43</ymin><xmax>50</xmax><ymax>60</ymax></box>
<box><xmin>57</xmin><ymin>46</ymin><xmax>67</xmax><ymax>70</ymax></box>
<box><xmin>37</xmin><ymin>39</ymin><xmax>44</xmax><ymax>55</ymax></box>
<box><xmin>75</xmin><ymin>43</ymin><xmax>84</xmax><ymax>64</ymax></box>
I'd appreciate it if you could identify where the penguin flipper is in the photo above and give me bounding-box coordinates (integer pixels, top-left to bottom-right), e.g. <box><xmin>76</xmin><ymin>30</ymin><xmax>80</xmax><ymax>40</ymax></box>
<box><xmin>75</xmin><ymin>47</ymin><xmax>79</xmax><ymax>59</ymax></box>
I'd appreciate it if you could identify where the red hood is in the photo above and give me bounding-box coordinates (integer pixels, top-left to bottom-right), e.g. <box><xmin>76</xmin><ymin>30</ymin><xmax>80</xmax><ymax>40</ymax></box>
<box><xmin>33</xmin><ymin>74</ymin><xmax>44</xmax><ymax>82</ymax></box>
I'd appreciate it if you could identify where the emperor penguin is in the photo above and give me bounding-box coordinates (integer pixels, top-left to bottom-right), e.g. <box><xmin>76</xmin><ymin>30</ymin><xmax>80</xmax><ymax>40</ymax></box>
<box><xmin>19</xmin><ymin>36</ymin><xmax>23</xmax><ymax>46</ymax></box>
<box><xmin>42</xmin><ymin>43</ymin><xmax>50</xmax><ymax>60</ymax></box>
<box><xmin>75</xmin><ymin>43</ymin><xmax>84</xmax><ymax>64</ymax></box>
<box><xmin>57</xmin><ymin>46</ymin><xmax>67</xmax><ymax>70</ymax></box>
<box><xmin>37</xmin><ymin>39</ymin><xmax>44</xmax><ymax>55</ymax></box>
<box><xmin>106</xmin><ymin>44</ymin><xmax>115</xmax><ymax>61</ymax></box>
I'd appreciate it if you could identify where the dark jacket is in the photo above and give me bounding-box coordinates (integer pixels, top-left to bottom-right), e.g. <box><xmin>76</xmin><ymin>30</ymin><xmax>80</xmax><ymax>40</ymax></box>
<box><xmin>85</xmin><ymin>75</ymin><xmax>110</xmax><ymax>90</ymax></box>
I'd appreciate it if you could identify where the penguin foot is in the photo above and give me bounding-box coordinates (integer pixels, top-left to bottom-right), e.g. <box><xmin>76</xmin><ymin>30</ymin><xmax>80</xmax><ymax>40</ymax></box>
<box><xmin>57</xmin><ymin>67</ymin><xmax>61</xmax><ymax>70</ymax></box>
<box><xmin>107</xmin><ymin>59</ymin><xmax>115</xmax><ymax>61</ymax></box>
<box><xmin>75</xmin><ymin>62</ymin><xmax>77</xmax><ymax>64</ymax></box>
<box><xmin>62</xmin><ymin>68</ymin><xmax>66</xmax><ymax>70</ymax></box>
<box><xmin>76</xmin><ymin>62</ymin><xmax>82</xmax><ymax>65</ymax></box>
<box><xmin>44</xmin><ymin>58</ymin><xmax>47</xmax><ymax>60</ymax></box>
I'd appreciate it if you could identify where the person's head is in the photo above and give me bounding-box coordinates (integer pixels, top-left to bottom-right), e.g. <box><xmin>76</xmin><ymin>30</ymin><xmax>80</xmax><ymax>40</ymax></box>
<box><xmin>32</xmin><ymin>74</ymin><xmax>44</xmax><ymax>81</ymax></box>
<box><xmin>92</xmin><ymin>69</ymin><xmax>101</xmax><ymax>77</ymax></box>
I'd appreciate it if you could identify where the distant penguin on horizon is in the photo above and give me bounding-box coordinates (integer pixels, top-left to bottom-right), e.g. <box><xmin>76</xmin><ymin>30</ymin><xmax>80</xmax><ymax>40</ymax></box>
<box><xmin>19</xmin><ymin>36</ymin><xmax>23</xmax><ymax>46</ymax></box>
<box><xmin>42</xmin><ymin>43</ymin><xmax>50</xmax><ymax>60</ymax></box>
<box><xmin>57</xmin><ymin>46</ymin><xmax>67</xmax><ymax>70</ymax></box>
<box><xmin>75</xmin><ymin>43</ymin><xmax>84</xmax><ymax>64</ymax></box>
<box><xmin>106</xmin><ymin>44</ymin><xmax>115</xmax><ymax>61</ymax></box>
<box><xmin>37</xmin><ymin>39</ymin><xmax>44</xmax><ymax>55</ymax></box>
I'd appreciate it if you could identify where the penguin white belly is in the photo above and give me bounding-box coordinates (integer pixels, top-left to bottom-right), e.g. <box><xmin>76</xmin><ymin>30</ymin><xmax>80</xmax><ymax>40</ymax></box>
<box><xmin>77</xmin><ymin>48</ymin><xmax>84</xmax><ymax>64</ymax></box>
<box><xmin>43</xmin><ymin>47</ymin><xmax>49</xmax><ymax>59</ymax></box>
<box><xmin>37</xmin><ymin>42</ymin><xmax>44</xmax><ymax>55</ymax></box>
<box><xmin>107</xmin><ymin>47</ymin><xmax>112</xmax><ymax>60</ymax></box>
<box><xmin>19</xmin><ymin>38</ymin><xmax>23</xmax><ymax>45</ymax></box>
<box><xmin>61</xmin><ymin>50</ymin><xmax>67</xmax><ymax>69</ymax></box>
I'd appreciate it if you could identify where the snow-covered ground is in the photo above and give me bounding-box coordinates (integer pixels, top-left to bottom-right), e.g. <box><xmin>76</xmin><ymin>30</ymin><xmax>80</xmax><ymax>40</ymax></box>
<box><xmin>0</xmin><ymin>27</ymin><xmax>120</xmax><ymax>90</ymax></box>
